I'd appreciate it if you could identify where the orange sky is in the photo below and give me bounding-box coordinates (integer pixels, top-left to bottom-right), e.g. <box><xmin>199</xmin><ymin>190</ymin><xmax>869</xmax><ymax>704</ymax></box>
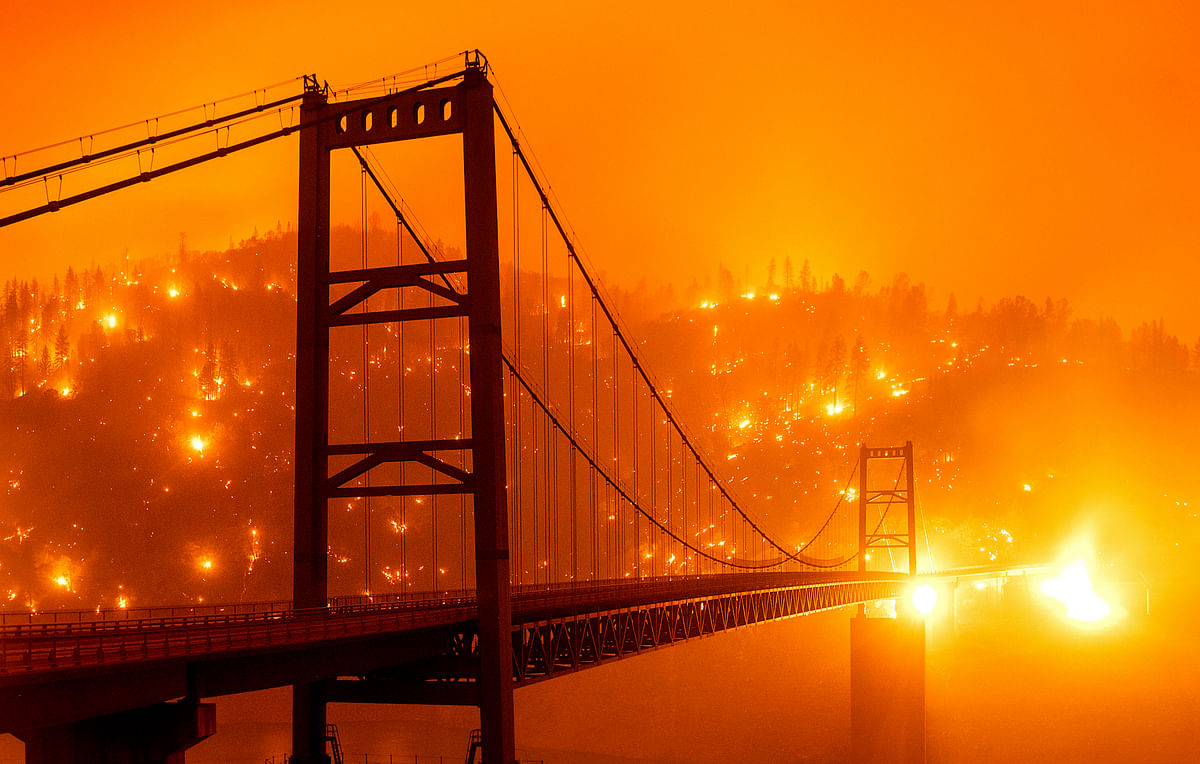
<box><xmin>2</xmin><ymin>1</ymin><xmax>1199</xmax><ymax>336</ymax></box>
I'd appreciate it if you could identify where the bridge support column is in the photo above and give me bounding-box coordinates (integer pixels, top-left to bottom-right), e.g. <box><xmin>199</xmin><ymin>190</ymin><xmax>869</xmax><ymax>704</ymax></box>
<box><xmin>16</xmin><ymin>701</ymin><xmax>215</xmax><ymax>764</ymax></box>
<box><xmin>291</xmin><ymin>72</ymin><xmax>333</xmax><ymax>764</ymax></box>
<box><xmin>850</xmin><ymin>617</ymin><xmax>925</xmax><ymax>764</ymax></box>
<box><xmin>290</xmin><ymin>682</ymin><xmax>329</xmax><ymax>764</ymax></box>
<box><xmin>462</xmin><ymin>63</ymin><xmax>517</xmax><ymax>764</ymax></box>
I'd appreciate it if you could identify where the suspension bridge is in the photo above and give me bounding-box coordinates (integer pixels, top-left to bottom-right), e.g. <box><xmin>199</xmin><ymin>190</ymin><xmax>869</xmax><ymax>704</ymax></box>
<box><xmin>0</xmin><ymin>51</ymin><xmax>1025</xmax><ymax>764</ymax></box>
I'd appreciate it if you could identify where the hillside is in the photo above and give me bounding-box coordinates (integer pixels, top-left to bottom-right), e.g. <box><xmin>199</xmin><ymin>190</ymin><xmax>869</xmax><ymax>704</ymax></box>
<box><xmin>0</xmin><ymin>231</ymin><xmax>1195</xmax><ymax>610</ymax></box>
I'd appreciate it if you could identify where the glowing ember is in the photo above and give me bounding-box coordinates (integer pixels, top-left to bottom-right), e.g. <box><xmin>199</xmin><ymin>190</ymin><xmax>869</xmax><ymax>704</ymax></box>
<box><xmin>1040</xmin><ymin>560</ymin><xmax>1110</xmax><ymax>622</ymax></box>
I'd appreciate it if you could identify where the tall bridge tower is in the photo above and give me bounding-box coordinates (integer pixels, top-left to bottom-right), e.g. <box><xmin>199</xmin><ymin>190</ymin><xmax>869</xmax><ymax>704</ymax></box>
<box><xmin>292</xmin><ymin>55</ymin><xmax>515</xmax><ymax>763</ymax></box>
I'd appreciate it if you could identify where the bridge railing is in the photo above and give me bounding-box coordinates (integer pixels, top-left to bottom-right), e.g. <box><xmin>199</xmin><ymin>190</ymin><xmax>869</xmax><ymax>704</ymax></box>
<box><xmin>0</xmin><ymin>589</ymin><xmax>474</xmax><ymax>628</ymax></box>
<box><xmin>0</xmin><ymin>570</ymin><xmax>906</xmax><ymax>628</ymax></box>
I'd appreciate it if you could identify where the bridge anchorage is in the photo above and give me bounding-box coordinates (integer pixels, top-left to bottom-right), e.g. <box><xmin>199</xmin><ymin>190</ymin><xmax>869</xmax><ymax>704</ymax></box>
<box><xmin>0</xmin><ymin>51</ymin><xmax>958</xmax><ymax>764</ymax></box>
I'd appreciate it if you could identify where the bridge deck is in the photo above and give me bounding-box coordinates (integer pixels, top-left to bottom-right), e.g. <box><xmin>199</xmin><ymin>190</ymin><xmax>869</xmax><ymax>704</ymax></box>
<box><xmin>0</xmin><ymin>572</ymin><xmax>906</xmax><ymax>731</ymax></box>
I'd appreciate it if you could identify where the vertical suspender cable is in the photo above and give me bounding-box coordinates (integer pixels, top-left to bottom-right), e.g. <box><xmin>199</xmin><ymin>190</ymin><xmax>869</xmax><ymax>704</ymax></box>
<box><xmin>459</xmin><ymin>301</ymin><xmax>467</xmax><ymax>590</ymax></box>
<box><xmin>631</xmin><ymin>354</ymin><xmax>639</xmax><ymax>577</ymax></box>
<box><xmin>591</xmin><ymin>295</ymin><xmax>598</xmax><ymax>580</ymax></box>
<box><xmin>397</xmin><ymin>222</ymin><xmax>406</xmax><ymax>595</ymax></box>
<box><xmin>429</xmin><ymin>227</ymin><xmax>438</xmax><ymax>592</ymax></box>
<box><xmin>361</xmin><ymin>168</ymin><xmax>372</xmax><ymax>595</ymax></box>
<box><xmin>568</xmin><ymin>263</ymin><xmax>577</xmax><ymax>583</ymax></box>
<box><xmin>512</xmin><ymin>150</ymin><xmax>521</xmax><ymax>587</ymax></box>
<box><xmin>612</xmin><ymin>328</ymin><xmax>619</xmax><ymax>579</ymax></box>
<box><xmin>540</xmin><ymin>205</ymin><xmax>550</xmax><ymax>584</ymax></box>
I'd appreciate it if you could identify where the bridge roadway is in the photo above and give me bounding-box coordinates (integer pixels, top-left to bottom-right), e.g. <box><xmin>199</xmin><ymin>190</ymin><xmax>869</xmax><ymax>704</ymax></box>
<box><xmin>0</xmin><ymin>571</ymin><xmax>907</xmax><ymax>733</ymax></box>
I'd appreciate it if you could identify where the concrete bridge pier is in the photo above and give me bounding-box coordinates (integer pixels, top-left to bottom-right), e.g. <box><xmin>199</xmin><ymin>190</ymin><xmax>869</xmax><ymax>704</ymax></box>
<box><xmin>850</xmin><ymin>616</ymin><xmax>926</xmax><ymax>764</ymax></box>
<box><xmin>15</xmin><ymin>700</ymin><xmax>215</xmax><ymax>764</ymax></box>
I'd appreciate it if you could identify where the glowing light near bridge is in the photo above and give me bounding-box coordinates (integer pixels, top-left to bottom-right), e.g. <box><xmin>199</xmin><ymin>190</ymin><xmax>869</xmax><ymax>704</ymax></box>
<box><xmin>911</xmin><ymin>583</ymin><xmax>937</xmax><ymax>615</ymax></box>
<box><xmin>1040</xmin><ymin>560</ymin><xmax>1110</xmax><ymax>622</ymax></box>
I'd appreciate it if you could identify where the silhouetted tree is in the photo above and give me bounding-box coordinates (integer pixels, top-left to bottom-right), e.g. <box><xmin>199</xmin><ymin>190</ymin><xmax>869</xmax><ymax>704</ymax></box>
<box><xmin>64</xmin><ymin>267</ymin><xmax>79</xmax><ymax>307</ymax></box>
<box><xmin>54</xmin><ymin>325</ymin><xmax>69</xmax><ymax>371</ymax></box>
<box><xmin>218</xmin><ymin>342</ymin><xmax>239</xmax><ymax>388</ymax></box>
<box><xmin>199</xmin><ymin>339</ymin><xmax>218</xmax><ymax>399</ymax></box>
<box><xmin>822</xmin><ymin>336</ymin><xmax>846</xmax><ymax>402</ymax></box>
<box><xmin>851</xmin><ymin>335</ymin><xmax>869</xmax><ymax>415</ymax></box>
<box><xmin>853</xmin><ymin>270</ymin><xmax>871</xmax><ymax>296</ymax></box>
<box><xmin>799</xmin><ymin>259</ymin><xmax>815</xmax><ymax>293</ymax></box>
<box><xmin>717</xmin><ymin>264</ymin><xmax>735</xmax><ymax>303</ymax></box>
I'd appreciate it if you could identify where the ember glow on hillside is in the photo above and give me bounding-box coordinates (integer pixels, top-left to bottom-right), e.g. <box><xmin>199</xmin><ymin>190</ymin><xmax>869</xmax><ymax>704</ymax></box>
<box><xmin>0</xmin><ymin>231</ymin><xmax>1193</xmax><ymax>610</ymax></box>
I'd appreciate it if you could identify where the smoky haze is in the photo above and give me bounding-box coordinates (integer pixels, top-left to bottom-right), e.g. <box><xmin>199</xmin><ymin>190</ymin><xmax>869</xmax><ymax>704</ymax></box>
<box><xmin>4</xmin><ymin>3</ymin><xmax>1200</xmax><ymax>337</ymax></box>
<box><xmin>0</xmin><ymin>231</ymin><xmax>1195</xmax><ymax>761</ymax></box>
<box><xmin>3</xmin><ymin>8</ymin><xmax>1200</xmax><ymax>757</ymax></box>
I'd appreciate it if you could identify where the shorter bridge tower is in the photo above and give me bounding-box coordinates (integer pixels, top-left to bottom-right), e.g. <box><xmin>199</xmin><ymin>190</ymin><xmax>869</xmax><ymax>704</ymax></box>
<box><xmin>852</xmin><ymin>441</ymin><xmax>924</xmax><ymax>764</ymax></box>
<box><xmin>857</xmin><ymin>442</ymin><xmax>917</xmax><ymax>575</ymax></box>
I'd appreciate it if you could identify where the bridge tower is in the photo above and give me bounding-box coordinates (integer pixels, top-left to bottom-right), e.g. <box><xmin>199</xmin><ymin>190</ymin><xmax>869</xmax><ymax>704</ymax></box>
<box><xmin>292</xmin><ymin>56</ymin><xmax>515</xmax><ymax>763</ymax></box>
<box><xmin>857</xmin><ymin>442</ymin><xmax>917</xmax><ymax>575</ymax></box>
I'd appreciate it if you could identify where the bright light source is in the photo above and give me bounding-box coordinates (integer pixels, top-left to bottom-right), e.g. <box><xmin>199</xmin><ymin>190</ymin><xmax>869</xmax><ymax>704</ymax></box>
<box><xmin>190</xmin><ymin>436</ymin><xmax>207</xmax><ymax>454</ymax></box>
<box><xmin>1041</xmin><ymin>560</ymin><xmax>1110</xmax><ymax>622</ymax></box>
<box><xmin>167</xmin><ymin>287</ymin><xmax>180</xmax><ymax>298</ymax></box>
<box><xmin>912</xmin><ymin>583</ymin><xmax>937</xmax><ymax>615</ymax></box>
